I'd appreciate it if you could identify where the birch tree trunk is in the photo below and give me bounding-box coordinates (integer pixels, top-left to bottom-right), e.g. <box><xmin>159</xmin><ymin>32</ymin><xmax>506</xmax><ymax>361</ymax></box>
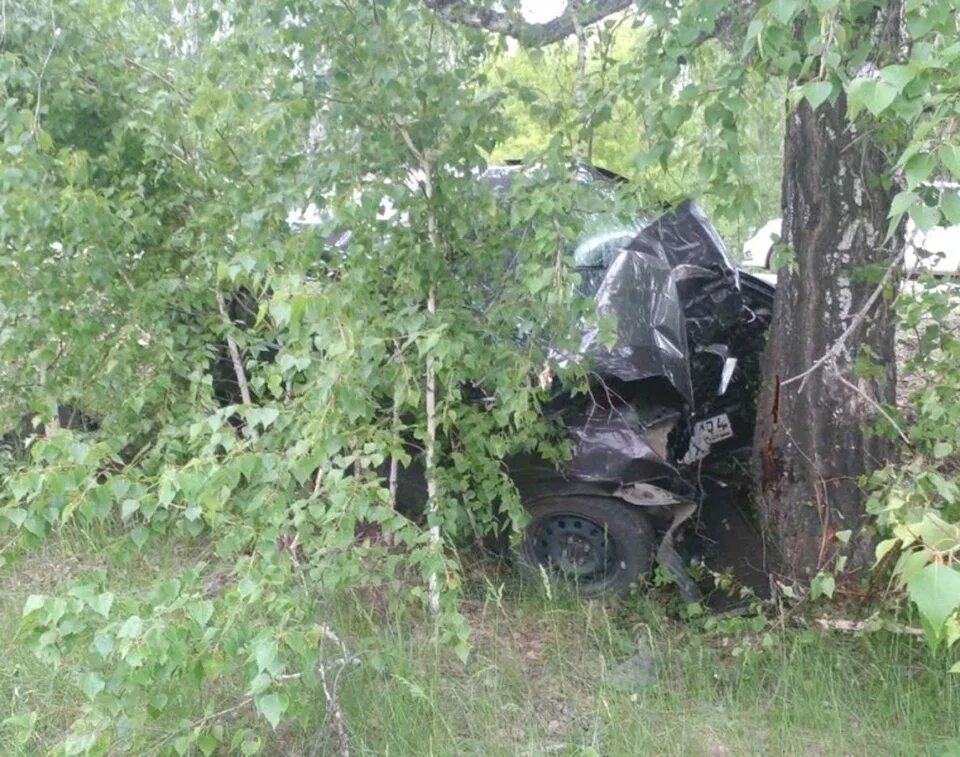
<box><xmin>421</xmin><ymin>155</ymin><xmax>442</xmax><ymax>615</ymax></box>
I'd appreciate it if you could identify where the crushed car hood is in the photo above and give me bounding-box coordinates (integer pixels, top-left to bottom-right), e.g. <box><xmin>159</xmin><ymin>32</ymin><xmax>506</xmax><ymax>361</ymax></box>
<box><xmin>578</xmin><ymin>244</ymin><xmax>693</xmax><ymax>404</ymax></box>
<box><xmin>576</xmin><ymin>200</ymin><xmax>743</xmax><ymax>408</ymax></box>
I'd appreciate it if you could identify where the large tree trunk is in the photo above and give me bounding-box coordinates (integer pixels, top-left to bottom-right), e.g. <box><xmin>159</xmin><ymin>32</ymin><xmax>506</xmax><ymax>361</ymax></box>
<box><xmin>753</xmin><ymin>89</ymin><xmax>903</xmax><ymax>584</ymax></box>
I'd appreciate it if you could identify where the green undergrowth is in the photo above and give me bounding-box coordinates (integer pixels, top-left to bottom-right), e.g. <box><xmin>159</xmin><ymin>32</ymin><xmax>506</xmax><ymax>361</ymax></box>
<box><xmin>2</xmin><ymin>537</ymin><xmax>958</xmax><ymax>756</ymax></box>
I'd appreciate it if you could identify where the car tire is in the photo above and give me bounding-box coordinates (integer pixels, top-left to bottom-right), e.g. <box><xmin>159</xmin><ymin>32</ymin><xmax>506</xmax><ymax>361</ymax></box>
<box><xmin>521</xmin><ymin>495</ymin><xmax>656</xmax><ymax>597</ymax></box>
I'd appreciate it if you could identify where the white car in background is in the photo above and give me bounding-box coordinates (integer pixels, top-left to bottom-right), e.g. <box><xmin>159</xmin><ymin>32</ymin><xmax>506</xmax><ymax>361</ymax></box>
<box><xmin>741</xmin><ymin>218</ymin><xmax>960</xmax><ymax>278</ymax></box>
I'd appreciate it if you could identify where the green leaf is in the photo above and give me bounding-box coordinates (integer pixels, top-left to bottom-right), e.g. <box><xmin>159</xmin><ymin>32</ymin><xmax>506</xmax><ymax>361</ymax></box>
<box><xmin>197</xmin><ymin>732</ymin><xmax>221</xmax><ymax>756</ymax></box>
<box><xmin>93</xmin><ymin>634</ymin><xmax>114</xmax><ymax>658</ymax></box>
<box><xmin>865</xmin><ymin>81</ymin><xmax>898</xmax><ymax>115</ymax></box>
<box><xmin>269</xmin><ymin>299</ymin><xmax>292</xmax><ymax>327</ymax></box>
<box><xmin>158</xmin><ymin>479</ymin><xmax>177</xmax><ymax>507</ymax></box>
<box><xmin>246</xmin><ymin>407</ymin><xmax>280</xmax><ymax>429</ymax></box>
<box><xmin>875</xmin><ymin>538</ymin><xmax>900</xmax><ymax>562</ymax></box>
<box><xmin>64</xmin><ymin>732</ymin><xmax>97</xmax><ymax>755</ymax></box>
<box><xmin>191</xmin><ymin>600</ymin><xmax>214</xmax><ymax>629</ymax></box>
<box><xmin>847</xmin><ymin>79</ymin><xmax>897</xmax><ymax>117</ymax></box>
<box><xmin>661</xmin><ymin>104</ymin><xmax>692</xmax><ymax>136</ymax></box>
<box><xmin>254</xmin><ymin>638</ymin><xmax>279</xmax><ymax>673</ymax></box>
<box><xmin>904</xmin><ymin>153</ymin><xmax>935</xmax><ymax>189</ymax></box>
<box><xmin>632</xmin><ymin>141</ymin><xmax>671</xmax><ymax>172</ymax></box>
<box><xmin>908</xmin><ymin>562</ymin><xmax>960</xmax><ymax>632</ymax></box>
<box><xmin>117</xmin><ymin>615</ymin><xmax>143</xmax><ymax>639</ymax></box>
<box><xmin>951</xmin><ymin>662</ymin><xmax>960</xmax><ymax>673</ymax></box>
<box><xmin>897</xmin><ymin>548</ymin><xmax>934</xmax><ymax>583</ymax></box>
<box><xmin>908</xmin><ymin>513</ymin><xmax>960</xmax><ymax>551</ymax></box>
<box><xmin>933</xmin><ymin>442</ymin><xmax>954</xmax><ymax>459</ymax></box>
<box><xmin>801</xmin><ymin>81</ymin><xmax>833</xmax><ymax>110</ymax></box>
<box><xmin>941</xmin><ymin>191</ymin><xmax>960</xmax><ymax>226</ymax></box>
<box><xmin>929</xmin><ymin>473</ymin><xmax>960</xmax><ymax>506</ymax></box>
<box><xmin>89</xmin><ymin>592</ymin><xmax>114</xmax><ymax>619</ymax></box>
<box><xmin>121</xmin><ymin>499</ymin><xmax>140</xmax><ymax>519</ymax></box>
<box><xmin>743</xmin><ymin>17</ymin><xmax>765</xmax><ymax>56</ymax></box>
<box><xmin>771</xmin><ymin>0</ymin><xmax>800</xmax><ymax>24</ymax></box>
<box><xmin>37</xmin><ymin>129</ymin><xmax>54</xmax><ymax>152</ymax></box>
<box><xmin>80</xmin><ymin>672</ymin><xmax>105</xmax><ymax>701</ymax></box>
<box><xmin>909</xmin><ymin>202</ymin><xmax>941</xmax><ymax>232</ymax></box>
<box><xmin>22</xmin><ymin>594</ymin><xmax>46</xmax><ymax>617</ymax></box>
<box><xmin>878</xmin><ymin>64</ymin><xmax>915</xmax><ymax>92</ymax></box>
<box><xmin>889</xmin><ymin>190</ymin><xmax>918</xmax><ymax>219</ymax></box>
<box><xmin>810</xmin><ymin>572</ymin><xmax>835</xmax><ymax>600</ymax></box>
<box><xmin>254</xmin><ymin>693</ymin><xmax>284</xmax><ymax>729</ymax></box>
<box><xmin>2</xmin><ymin>711</ymin><xmax>37</xmax><ymax>745</ymax></box>
<box><xmin>939</xmin><ymin>145</ymin><xmax>960</xmax><ymax>181</ymax></box>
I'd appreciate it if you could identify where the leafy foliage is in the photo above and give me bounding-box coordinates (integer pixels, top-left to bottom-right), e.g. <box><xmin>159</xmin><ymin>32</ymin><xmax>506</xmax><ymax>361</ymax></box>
<box><xmin>736</xmin><ymin>0</ymin><xmax>960</xmax><ymax>235</ymax></box>
<box><xmin>0</xmin><ymin>0</ymin><xmax>624</xmax><ymax>749</ymax></box>
<box><xmin>4</xmin><ymin>0</ymin><xmax>960</xmax><ymax>749</ymax></box>
<box><xmin>487</xmin><ymin>12</ymin><xmax>786</xmax><ymax>248</ymax></box>
<box><xmin>867</xmin><ymin>277</ymin><xmax>960</xmax><ymax>655</ymax></box>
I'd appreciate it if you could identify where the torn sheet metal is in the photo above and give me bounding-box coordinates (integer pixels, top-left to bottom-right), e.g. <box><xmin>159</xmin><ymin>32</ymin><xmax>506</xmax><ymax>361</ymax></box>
<box><xmin>562</xmin><ymin>404</ymin><xmax>682</xmax><ymax>484</ymax></box>
<box><xmin>655</xmin><ymin>500</ymin><xmax>701</xmax><ymax>603</ymax></box>
<box><xmin>576</xmin><ymin>249</ymin><xmax>693</xmax><ymax>405</ymax></box>
<box><xmin>560</xmin><ymin>195</ymin><xmax>746</xmax><ymax>487</ymax></box>
<box><xmin>625</xmin><ymin>200</ymin><xmax>743</xmax><ymax>347</ymax></box>
<box><xmin>615</xmin><ymin>482</ymin><xmax>686</xmax><ymax>507</ymax></box>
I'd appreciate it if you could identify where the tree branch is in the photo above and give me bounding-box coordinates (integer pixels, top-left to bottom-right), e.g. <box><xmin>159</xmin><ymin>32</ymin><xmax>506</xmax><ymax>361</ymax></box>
<box><xmin>216</xmin><ymin>291</ymin><xmax>253</xmax><ymax>406</ymax></box>
<box><xmin>33</xmin><ymin>14</ymin><xmax>60</xmax><ymax>137</ymax></box>
<box><xmin>572</xmin><ymin>1</ymin><xmax>588</xmax><ymax>115</ymax></box>
<box><xmin>423</xmin><ymin>0</ymin><xmax>638</xmax><ymax>47</ymax></box>
<box><xmin>145</xmin><ymin>624</ymin><xmax>355</xmax><ymax>757</ymax></box>
<box><xmin>834</xmin><ymin>371</ymin><xmax>910</xmax><ymax>446</ymax></box>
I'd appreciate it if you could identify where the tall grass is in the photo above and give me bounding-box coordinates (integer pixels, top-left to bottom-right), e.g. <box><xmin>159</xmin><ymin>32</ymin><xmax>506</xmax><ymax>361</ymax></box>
<box><xmin>2</xmin><ymin>540</ymin><xmax>958</xmax><ymax>756</ymax></box>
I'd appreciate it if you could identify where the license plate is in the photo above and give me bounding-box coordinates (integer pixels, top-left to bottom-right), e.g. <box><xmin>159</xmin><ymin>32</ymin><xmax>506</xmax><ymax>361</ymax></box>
<box><xmin>681</xmin><ymin>413</ymin><xmax>734</xmax><ymax>464</ymax></box>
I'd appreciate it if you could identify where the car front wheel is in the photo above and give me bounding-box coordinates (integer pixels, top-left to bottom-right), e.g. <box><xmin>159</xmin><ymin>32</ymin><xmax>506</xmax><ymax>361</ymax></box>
<box><xmin>522</xmin><ymin>495</ymin><xmax>655</xmax><ymax>597</ymax></box>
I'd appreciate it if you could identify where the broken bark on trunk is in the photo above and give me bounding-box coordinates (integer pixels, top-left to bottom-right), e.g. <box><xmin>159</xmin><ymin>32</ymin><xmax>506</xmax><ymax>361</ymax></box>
<box><xmin>753</xmin><ymin>89</ymin><xmax>903</xmax><ymax>584</ymax></box>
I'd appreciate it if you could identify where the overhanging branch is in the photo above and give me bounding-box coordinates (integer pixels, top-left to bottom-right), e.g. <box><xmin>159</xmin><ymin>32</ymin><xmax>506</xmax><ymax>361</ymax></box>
<box><xmin>424</xmin><ymin>0</ymin><xmax>639</xmax><ymax>47</ymax></box>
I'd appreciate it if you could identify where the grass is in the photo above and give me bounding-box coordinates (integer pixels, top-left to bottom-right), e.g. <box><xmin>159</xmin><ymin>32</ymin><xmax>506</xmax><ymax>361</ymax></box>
<box><xmin>1</xmin><ymin>540</ymin><xmax>959</xmax><ymax>756</ymax></box>
<box><xmin>313</xmin><ymin>574</ymin><xmax>960</xmax><ymax>757</ymax></box>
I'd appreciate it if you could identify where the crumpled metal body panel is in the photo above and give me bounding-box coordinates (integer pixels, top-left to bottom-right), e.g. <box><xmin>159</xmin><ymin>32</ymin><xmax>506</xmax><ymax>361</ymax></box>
<box><xmin>563</xmin><ymin>404</ymin><xmax>683</xmax><ymax>485</ymax></box>
<box><xmin>563</xmin><ymin>197</ymin><xmax>747</xmax><ymax>488</ymax></box>
<box><xmin>472</xmin><ymin>165</ymin><xmax>764</xmax><ymax>506</ymax></box>
<box><xmin>625</xmin><ymin>200</ymin><xmax>743</xmax><ymax>347</ymax></box>
<box><xmin>577</xmin><ymin>249</ymin><xmax>693</xmax><ymax>405</ymax></box>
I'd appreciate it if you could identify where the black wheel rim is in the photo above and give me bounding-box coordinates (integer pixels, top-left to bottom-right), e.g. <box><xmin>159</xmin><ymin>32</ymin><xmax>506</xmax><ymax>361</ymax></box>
<box><xmin>527</xmin><ymin>511</ymin><xmax>620</xmax><ymax>583</ymax></box>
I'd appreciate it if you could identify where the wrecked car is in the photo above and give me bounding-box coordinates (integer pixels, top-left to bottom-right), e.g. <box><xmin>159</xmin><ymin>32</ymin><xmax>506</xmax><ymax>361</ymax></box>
<box><xmin>477</xmin><ymin>165</ymin><xmax>775</xmax><ymax>598</ymax></box>
<box><xmin>1</xmin><ymin>163</ymin><xmax>774</xmax><ymax>602</ymax></box>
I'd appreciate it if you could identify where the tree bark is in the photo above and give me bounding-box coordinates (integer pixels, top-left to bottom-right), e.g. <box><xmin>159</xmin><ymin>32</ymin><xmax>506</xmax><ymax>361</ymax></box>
<box><xmin>753</xmin><ymin>87</ymin><xmax>903</xmax><ymax>584</ymax></box>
